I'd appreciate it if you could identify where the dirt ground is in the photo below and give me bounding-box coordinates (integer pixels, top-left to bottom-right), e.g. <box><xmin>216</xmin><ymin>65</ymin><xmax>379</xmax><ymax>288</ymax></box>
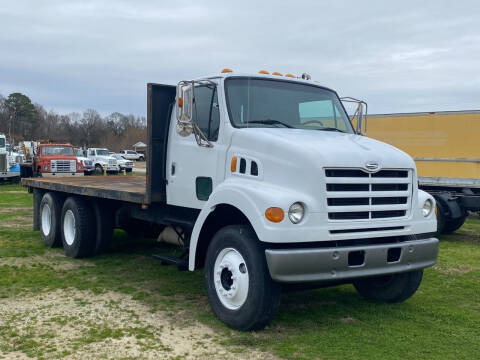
<box><xmin>0</xmin><ymin>193</ymin><xmax>278</xmax><ymax>360</ymax></box>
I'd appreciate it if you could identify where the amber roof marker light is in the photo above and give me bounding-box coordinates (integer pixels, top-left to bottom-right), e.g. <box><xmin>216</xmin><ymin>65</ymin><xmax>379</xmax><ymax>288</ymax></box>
<box><xmin>258</xmin><ymin>70</ymin><xmax>270</xmax><ymax>74</ymax></box>
<box><xmin>221</xmin><ymin>68</ymin><xmax>233</xmax><ymax>73</ymax></box>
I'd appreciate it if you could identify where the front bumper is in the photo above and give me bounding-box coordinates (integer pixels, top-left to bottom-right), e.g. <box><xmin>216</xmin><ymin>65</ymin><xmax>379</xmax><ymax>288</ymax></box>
<box><xmin>1</xmin><ymin>171</ymin><xmax>20</xmax><ymax>179</ymax></box>
<box><xmin>265</xmin><ymin>237</ymin><xmax>438</xmax><ymax>283</ymax></box>
<box><xmin>42</xmin><ymin>172</ymin><xmax>84</xmax><ymax>177</ymax></box>
<box><xmin>105</xmin><ymin>164</ymin><xmax>118</xmax><ymax>172</ymax></box>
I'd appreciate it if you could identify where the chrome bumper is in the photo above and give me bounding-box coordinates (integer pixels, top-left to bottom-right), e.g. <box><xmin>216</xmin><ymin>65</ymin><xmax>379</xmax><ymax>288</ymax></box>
<box><xmin>265</xmin><ymin>238</ymin><xmax>439</xmax><ymax>283</ymax></box>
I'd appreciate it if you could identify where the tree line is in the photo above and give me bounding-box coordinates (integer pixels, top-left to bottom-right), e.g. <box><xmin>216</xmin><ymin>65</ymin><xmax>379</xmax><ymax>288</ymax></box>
<box><xmin>0</xmin><ymin>92</ymin><xmax>146</xmax><ymax>151</ymax></box>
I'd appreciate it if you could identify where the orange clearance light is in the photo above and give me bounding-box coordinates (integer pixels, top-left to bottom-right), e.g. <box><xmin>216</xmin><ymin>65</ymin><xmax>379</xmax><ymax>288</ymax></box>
<box><xmin>285</xmin><ymin>73</ymin><xmax>295</xmax><ymax>78</ymax></box>
<box><xmin>230</xmin><ymin>156</ymin><xmax>238</xmax><ymax>172</ymax></box>
<box><xmin>272</xmin><ymin>72</ymin><xmax>283</xmax><ymax>76</ymax></box>
<box><xmin>435</xmin><ymin>205</ymin><xmax>438</xmax><ymax>216</ymax></box>
<box><xmin>178</xmin><ymin>97</ymin><xmax>183</xmax><ymax>108</ymax></box>
<box><xmin>221</xmin><ymin>68</ymin><xmax>233</xmax><ymax>73</ymax></box>
<box><xmin>265</xmin><ymin>207</ymin><xmax>284</xmax><ymax>223</ymax></box>
<box><xmin>258</xmin><ymin>70</ymin><xmax>270</xmax><ymax>74</ymax></box>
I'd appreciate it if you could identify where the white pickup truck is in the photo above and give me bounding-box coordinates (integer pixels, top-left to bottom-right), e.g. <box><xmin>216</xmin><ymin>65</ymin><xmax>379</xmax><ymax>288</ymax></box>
<box><xmin>24</xmin><ymin>70</ymin><xmax>438</xmax><ymax>331</ymax></box>
<box><xmin>119</xmin><ymin>150</ymin><xmax>145</xmax><ymax>161</ymax></box>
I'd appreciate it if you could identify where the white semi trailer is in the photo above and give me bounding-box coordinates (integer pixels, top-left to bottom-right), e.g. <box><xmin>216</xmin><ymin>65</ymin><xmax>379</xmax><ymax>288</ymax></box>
<box><xmin>23</xmin><ymin>70</ymin><xmax>438</xmax><ymax>330</ymax></box>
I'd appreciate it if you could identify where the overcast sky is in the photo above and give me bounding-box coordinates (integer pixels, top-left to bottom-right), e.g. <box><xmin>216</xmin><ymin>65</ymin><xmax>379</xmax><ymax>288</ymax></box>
<box><xmin>1</xmin><ymin>0</ymin><xmax>479</xmax><ymax>116</ymax></box>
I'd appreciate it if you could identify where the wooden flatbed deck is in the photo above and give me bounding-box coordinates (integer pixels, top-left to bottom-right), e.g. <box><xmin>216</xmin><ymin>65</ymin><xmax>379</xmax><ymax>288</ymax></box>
<box><xmin>22</xmin><ymin>176</ymin><xmax>146</xmax><ymax>204</ymax></box>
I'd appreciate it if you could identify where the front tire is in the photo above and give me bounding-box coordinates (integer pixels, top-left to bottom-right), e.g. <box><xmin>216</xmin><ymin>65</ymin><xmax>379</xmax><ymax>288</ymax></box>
<box><xmin>443</xmin><ymin>212</ymin><xmax>467</xmax><ymax>234</ymax></box>
<box><xmin>40</xmin><ymin>192</ymin><xmax>63</xmax><ymax>247</ymax></box>
<box><xmin>353</xmin><ymin>270</ymin><xmax>424</xmax><ymax>303</ymax></box>
<box><xmin>205</xmin><ymin>225</ymin><xmax>281</xmax><ymax>331</ymax></box>
<box><xmin>94</xmin><ymin>164</ymin><xmax>103</xmax><ymax>175</ymax></box>
<box><xmin>61</xmin><ymin>197</ymin><xmax>94</xmax><ymax>258</ymax></box>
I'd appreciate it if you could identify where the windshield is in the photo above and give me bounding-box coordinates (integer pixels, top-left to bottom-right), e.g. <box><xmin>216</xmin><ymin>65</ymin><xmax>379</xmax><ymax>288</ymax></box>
<box><xmin>0</xmin><ymin>138</ymin><xmax>5</xmax><ymax>148</ymax></box>
<box><xmin>112</xmin><ymin>155</ymin><xmax>123</xmax><ymax>160</ymax></box>
<box><xmin>225</xmin><ymin>78</ymin><xmax>353</xmax><ymax>133</ymax></box>
<box><xmin>96</xmin><ymin>149</ymin><xmax>109</xmax><ymax>156</ymax></box>
<box><xmin>42</xmin><ymin>146</ymin><xmax>74</xmax><ymax>156</ymax></box>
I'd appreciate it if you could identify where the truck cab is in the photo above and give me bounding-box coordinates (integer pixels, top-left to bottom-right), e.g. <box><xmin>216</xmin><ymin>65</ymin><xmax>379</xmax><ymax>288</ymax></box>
<box><xmin>159</xmin><ymin>71</ymin><xmax>438</xmax><ymax>328</ymax></box>
<box><xmin>34</xmin><ymin>144</ymin><xmax>84</xmax><ymax>177</ymax></box>
<box><xmin>1</xmin><ymin>134</ymin><xmax>21</xmax><ymax>182</ymax></box>
<box><xmin>87</xmin><ymin>148</ymin><xmax>118</xmax><ymax>174</ymax></box>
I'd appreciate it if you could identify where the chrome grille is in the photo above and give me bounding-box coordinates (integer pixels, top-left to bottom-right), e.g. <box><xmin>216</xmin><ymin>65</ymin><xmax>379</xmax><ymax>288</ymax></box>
<box><xmin>325</xmin><ymin>168</ymin><xmax>412</xmax><ymax>221</ymax></box>
<box><xmin>51</xmin><ymin>160</ymin><xmax>75</xmax><ymax>173</ymax></box>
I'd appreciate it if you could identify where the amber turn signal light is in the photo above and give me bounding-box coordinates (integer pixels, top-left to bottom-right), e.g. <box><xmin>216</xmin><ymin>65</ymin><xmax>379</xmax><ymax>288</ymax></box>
<box><xmin>231</xmin><ymin>156</ymin><xmax>238</xmax><ymax>172</ymax></box>
<box><xmin>178</xmin><ymin>97</ymin><xmax>183</xmax><ymax>108</ymax></box>
<box><xmin>265</xmin><ymin>207</ymin><xmax>285</xmax><ymax>223</ymax></box>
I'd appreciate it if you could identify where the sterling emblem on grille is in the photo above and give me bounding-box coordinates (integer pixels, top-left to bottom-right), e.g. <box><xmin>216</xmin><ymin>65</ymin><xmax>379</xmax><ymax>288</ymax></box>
<box><xmin>365</xmin><ymin>161</ymin><xmax>379</xmax><ymax>172</ymax></box>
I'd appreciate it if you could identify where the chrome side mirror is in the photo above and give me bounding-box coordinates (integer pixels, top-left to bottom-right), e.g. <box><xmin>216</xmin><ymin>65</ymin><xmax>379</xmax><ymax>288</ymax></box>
<box><xmin>176</xmin><ymin>81</ymin><xmax>194</xmax><ymax>137</ymax></box>
<box><xmin>340</xmin><ymin>97</ymin><xmax>368</xmax><ymax>135</ymax></box>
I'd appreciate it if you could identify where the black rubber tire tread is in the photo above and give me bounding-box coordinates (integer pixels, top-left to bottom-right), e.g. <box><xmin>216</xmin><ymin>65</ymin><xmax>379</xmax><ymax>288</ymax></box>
<box><xmin>205</xmin><ymin>225</ymin><xmax>281</xmax><ymax>331</ymax></box>
<box><xmin>94</xmin><ymin>164</ymin><xmax>103</xmax><ymax>175</ymax></box>
<box><xmin>353</xmin><ymin>269</ymin><xmax>424</xmax><ymax>303</ymax></box>
<box><xmin>61</xmin><ymin>197</ymin><xmax>95</xmax><ymax>258</ymax></box>
<box><xmin>442</xmin><ymin>213</ymin><xmax>467</xmax><ymax>234</ymax></box>
<box><xmin>40</xmin><ymin>192</ymin><xmax>63</xmax><ymax>247</ymax></box>
<box><xmin>91</xmin><ymin>200</ymin><xmax>114</xmax><ymax>255</ymax></box>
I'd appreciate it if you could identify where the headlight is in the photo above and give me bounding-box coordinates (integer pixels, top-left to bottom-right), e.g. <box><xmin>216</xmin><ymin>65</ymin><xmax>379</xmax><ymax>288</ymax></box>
<box><xmin>423</xmin><ymin>199</ymin><xmax>433</xmax><ymax>217</ymax></box>
<box><xmin>288</xmin><ymin>202</ymin><xmax>305</xmax><ymax>224</ymax></box>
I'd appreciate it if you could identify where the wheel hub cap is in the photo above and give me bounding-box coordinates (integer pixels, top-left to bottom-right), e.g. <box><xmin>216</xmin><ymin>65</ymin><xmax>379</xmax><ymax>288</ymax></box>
<box><xmin>41</xmin><ymin>203</ymin><xmax>51</xmax><ymax>236</ymax></box>
<box><xmin>214</xmin><ymin>248</ymin><xmax>249</xmax><ymax>310</ymax></box>
<box><xmin>63</xmin><ymin>209</ymin><xmax>76</xmax><ymax>246</ymax></box>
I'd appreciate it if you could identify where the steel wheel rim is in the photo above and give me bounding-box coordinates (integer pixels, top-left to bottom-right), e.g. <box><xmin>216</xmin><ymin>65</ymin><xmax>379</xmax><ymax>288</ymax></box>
<box><xmin>63</xmin><ymin>209</ymin><xmax>76</xmax><ymax>246</ymax></box>
<box><xmin>41</xmin><ymin>203</ymin><xmax>51</xmax><ymax>236</ymax></box>
<box><xmin>213</xmin><ymin>247</ymin><xmax>249</xmax><ymax>310</ymax></box>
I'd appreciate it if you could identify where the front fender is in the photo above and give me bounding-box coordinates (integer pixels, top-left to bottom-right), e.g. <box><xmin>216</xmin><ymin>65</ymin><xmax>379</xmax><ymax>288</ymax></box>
<box><xmin>188</xmin><ymin>178</ymin><xmax>315</xmax><ymax>270</ymax></box>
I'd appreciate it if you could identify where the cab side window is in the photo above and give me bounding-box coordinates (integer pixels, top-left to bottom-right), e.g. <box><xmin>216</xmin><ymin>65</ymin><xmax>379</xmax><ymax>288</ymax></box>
<box><xmin>192</xmin><ymin>85</ymin><xmax>220</xmax><ymax>142</ymax></box>
<box><xmin>88</xmin><ymin>149</ymin><xmax>95</xmax><ymax>156</ymax></box>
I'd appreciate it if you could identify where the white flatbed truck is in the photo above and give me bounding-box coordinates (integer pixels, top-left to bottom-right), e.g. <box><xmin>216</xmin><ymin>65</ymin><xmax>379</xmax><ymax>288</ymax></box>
<box><xmin>23</xmin><ymin>70</ymin><xmax>439</xmax><ymax>330</ymax></box>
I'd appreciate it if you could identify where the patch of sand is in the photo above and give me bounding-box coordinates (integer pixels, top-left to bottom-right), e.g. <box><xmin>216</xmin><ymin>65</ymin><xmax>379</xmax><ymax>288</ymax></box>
<box><xmin>0</xmin><ymin>290</ymin><xmax>279</xmax><ymax>360</ymax></box>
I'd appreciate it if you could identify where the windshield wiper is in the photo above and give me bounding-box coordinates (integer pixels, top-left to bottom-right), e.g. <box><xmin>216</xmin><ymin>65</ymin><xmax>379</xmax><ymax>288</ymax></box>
<box><xmin>247</xmin><ymin>119</ymin><xmax>294</xmax><ymax>128</ymax></box>
<box><xmin>316</xmin><ymin>127</ymin><xmax>345</xmax><ymax>133</ymax></box>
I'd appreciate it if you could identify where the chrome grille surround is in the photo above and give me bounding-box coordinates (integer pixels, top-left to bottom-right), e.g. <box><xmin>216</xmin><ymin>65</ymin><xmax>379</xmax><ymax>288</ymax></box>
<box><xmin>325</xmin><ymin>168</ymin><xmax>412</xmax><ymax>222</ymax></box>
<box><xmin>51</xmin><ymin>160</ymin><xmax>76</xmax><ymax>173</ymax></box>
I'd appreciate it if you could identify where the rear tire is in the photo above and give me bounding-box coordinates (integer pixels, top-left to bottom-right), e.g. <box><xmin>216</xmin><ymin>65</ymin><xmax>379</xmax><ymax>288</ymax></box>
<box><xmin>94</xmin><ymin>164</ymin><xmax>103</xmax><ymax>175</ymax></box>
<box><xmin>40</xmin><ymin>192</ymin><xmax>63</xmax><ymax>247</ymax></box>
<box><xmin>205</xmin><ymin>225</ymin><xmax>281</xmax><ymax>331</ymax></box>
<box><xmin>61</xmin><ymin>197</ymin><xmax>94</xmax><ymax>258</ymax></box>
<box><xmin>443</xmin><ymin>212</ymin><xmax>467</xmax><ymax>234</ymax></box>
<box><xmin>353</xmin><ymin>270</ymin><xmax>424</xmax><ymax>303</ymax></box>
<box><xmin>92</xmin><ymin>201</ymin><xmax>114</xmax><ymax>255</ymax></box>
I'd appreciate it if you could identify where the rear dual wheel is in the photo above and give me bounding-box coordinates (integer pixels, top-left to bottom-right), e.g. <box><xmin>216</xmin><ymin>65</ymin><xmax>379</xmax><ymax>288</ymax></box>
<box><xmin>61</xmin><ymin>197</ymin><xmax>95</xmax><ymax>258</ymax></box>
<box><xmin>40</xmin><ymin>192</ymin><xmax>62</xmax><ymax>247</ymax></box>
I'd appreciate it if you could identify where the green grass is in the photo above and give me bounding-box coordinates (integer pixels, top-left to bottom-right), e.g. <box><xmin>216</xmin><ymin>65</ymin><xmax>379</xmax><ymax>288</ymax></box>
<box><xmin>0</xmin><ymin>184</ymin><xmax>479</xmax><ymax>359</ymax></box>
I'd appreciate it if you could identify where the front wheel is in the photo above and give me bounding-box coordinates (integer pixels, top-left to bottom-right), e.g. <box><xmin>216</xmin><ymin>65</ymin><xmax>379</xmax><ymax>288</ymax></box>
<box><xmin>205</xmin><ymin>225</ymin><xmax>281</xmax><ymax>331</ymax></box>
<box><xmin>353</xmin><ymin>270</ymin><xmax>424</xmax><ymax>303</ymax></box>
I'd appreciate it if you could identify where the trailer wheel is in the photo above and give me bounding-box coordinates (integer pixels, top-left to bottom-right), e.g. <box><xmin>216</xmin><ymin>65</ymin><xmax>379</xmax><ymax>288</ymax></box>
<box><xmin>205</xmin><ymin>225</ymin><xmax>281</xmax><ymax>331</ymax></box>
<box><xmin>353</xmin><ymin>269</ymin><xmax>423</xmax><ymax>303</ymax></box>
<box><xmin>92</xmin><ymin>201</ymin><xmax>113</xmax><ymax>255</ymax></box>
<box><xmin>40</xmin><ymin>192</ymin><xmax>63</xmax><ymax>247</ymax></box>
<box><xmin>443</xmin><ymin>212</ymin><xmax>468</xmax><ymax>234</ymax></box>
<box><xmin>61</xmin><ymin>197</ymin><xmax>94</xmax><ymax>258</ymax></box>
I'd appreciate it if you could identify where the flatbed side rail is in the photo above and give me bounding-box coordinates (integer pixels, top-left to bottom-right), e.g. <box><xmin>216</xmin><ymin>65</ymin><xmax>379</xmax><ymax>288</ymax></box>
<box><xmin>21</xmin><ymin>177</ymin><xmax>146</xmax><ymax>204</ymax></box>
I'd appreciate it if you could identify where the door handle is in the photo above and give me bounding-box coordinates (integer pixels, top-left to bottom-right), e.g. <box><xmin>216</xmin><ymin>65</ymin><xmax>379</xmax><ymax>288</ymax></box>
<box><xmin>171</xmin><ymin>162</ymin><xmax>176</xmax><ymax>176</ymax></box>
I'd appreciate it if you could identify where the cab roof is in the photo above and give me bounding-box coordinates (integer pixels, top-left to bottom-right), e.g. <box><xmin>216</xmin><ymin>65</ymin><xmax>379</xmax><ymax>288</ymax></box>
<box><xmin>197</xmin><ymin>71</ymin><xmax>336</xmax><ymax>93</ymax></box>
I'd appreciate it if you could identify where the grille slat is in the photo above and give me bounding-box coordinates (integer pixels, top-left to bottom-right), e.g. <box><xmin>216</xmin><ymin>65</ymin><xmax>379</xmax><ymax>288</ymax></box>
<box><xmin>325</xmin><ymin>168</ymin><xmax>412</xmax><ymax>221</ymax></box>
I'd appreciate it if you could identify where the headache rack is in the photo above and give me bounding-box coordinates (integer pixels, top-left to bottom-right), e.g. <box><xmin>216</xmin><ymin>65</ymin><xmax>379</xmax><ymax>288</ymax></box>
<box><xmin>325</xmin><ymin>168</ymin><xmax>412</xmax><ymax>221</ymax></box>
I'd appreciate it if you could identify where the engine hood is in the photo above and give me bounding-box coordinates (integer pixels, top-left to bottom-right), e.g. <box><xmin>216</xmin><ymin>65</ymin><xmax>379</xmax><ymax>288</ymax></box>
<box><xmin>230</xmin><ymin>128</ymin><xmax>415</xmax><ymax>170</ymax></box>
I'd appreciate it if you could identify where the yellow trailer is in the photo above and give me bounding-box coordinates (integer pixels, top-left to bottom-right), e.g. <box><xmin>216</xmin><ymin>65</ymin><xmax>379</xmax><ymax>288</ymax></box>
<box><xmin>366</xmin><ymin>110</ymin><xmax>480</xmax><ymax>233</ymax></box>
